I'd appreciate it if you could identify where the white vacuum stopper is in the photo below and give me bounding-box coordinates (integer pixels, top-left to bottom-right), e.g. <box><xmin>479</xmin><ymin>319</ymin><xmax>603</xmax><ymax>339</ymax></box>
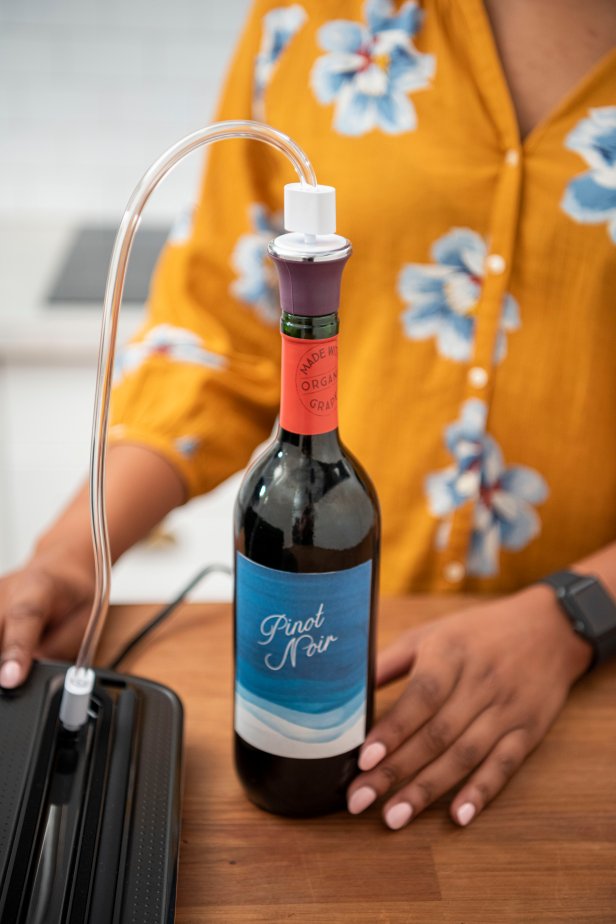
<box><xmin>284</xmin><ymin>183</ymin><xmax>336</xmax><ymax>236</ymax></box>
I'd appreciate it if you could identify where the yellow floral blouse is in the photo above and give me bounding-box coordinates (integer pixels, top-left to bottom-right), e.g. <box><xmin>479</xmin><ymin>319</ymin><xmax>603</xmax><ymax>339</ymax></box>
<box><xmin>110</xmin><ymin>0</ymin><xmax>616</xmax><ymax>595</ymax></box>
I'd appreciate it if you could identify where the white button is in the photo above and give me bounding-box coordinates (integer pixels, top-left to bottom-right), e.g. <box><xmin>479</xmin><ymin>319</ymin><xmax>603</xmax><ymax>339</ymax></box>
<box><xmin>444</xmin><ymin>561</ymin><xmax>465</xmax><ymax>583</ymax></box>
<box><xmin>505</xmin><ymin>149</ymin><xmax>519</xmax><ymax>167</ymax></box>
<box><xmin>468</xmin><ymin>366</ymin><xmax>488</xmax><ymax>388</ymax></box>
<box><xmin>486</xmin><ymin>253</ymin><xmax>506</xmax><ymax>274</ymax></box>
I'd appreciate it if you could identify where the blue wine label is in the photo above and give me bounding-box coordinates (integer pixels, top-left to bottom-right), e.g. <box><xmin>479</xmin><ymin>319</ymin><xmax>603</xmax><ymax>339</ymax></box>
<box><xmin>235</xmin><ymin>552</ymin><xmax>372</xmax><ymax>759</ymax></box>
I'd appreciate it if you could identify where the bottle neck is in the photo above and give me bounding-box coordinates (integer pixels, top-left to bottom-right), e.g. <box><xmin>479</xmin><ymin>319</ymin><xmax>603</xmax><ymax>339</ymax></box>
<box><xmin>279</xmin><ymin>312</ymin><xmax>340</xmax><ymax>448</ymax></box>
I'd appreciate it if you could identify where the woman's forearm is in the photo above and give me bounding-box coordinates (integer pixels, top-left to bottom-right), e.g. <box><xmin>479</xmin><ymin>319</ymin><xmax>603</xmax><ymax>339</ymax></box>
<box><xmin>572</xmin><ymin>540</ymin><xmax>616</xmax><ymax>595</ymax></box>
<box><xmin>33</xmin><ymin>443</ymin><xmax>187</xmax><ymax>569</ymax></box>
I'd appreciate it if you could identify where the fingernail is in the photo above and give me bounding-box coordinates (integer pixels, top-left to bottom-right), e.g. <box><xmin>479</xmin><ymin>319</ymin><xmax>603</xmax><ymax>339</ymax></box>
<box><xmin>358</xmin><ymin>741</ymin><xmax>387</xmax><ymax>772</ymax></box>
<box><xmin>384</xmin><ymin>802</ymin><xmax>413</xmax><ymax>830</ymax></box>
<box><xmin>0</xmin><ymin>660</ymin><xmax>22</xmax><ymax>689</ymax></box>
<box><xmin>348</xmin><ymin>786</ymin><xmax>377</xmax><ymax>815</ymax></box>
<box><xmin>457</xmin><ymin>802</ymin><xmax>476</xmax><ymax>826</ymax></box>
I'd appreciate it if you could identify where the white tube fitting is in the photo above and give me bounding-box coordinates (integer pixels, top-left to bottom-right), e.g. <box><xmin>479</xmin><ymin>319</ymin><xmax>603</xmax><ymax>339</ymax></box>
<box><xmin>284</xmin><ymin>183</ymin><xmax>336</xmax><ymax>235</ymax></box>
<box><xmin>59</xmin><ymin>666</ymin><xmax>95</xmax><ymax>731</ymax></box>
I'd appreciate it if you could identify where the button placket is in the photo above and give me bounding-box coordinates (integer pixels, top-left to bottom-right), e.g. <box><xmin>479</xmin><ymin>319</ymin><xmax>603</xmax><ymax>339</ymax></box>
<box><xmin>440</xmin><ymin>153</ymin><xmax>523</xmax><ymax>575</ymax></box>
<box><xmin>471</xmin><ymin>186</ymin><xmax>521</xmax><ymax>377</ymax></box>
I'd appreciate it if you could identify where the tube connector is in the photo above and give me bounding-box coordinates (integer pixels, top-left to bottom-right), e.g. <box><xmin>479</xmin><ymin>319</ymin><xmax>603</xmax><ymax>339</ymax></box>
<box><xmin>284</xmin><ymin>183</ymin><xmax>336</xmax><ymax>236</ymax></box>
<box><xmin>59</xmin><ymin>666</ymin><xmax>95</xmax><ymax>731</ymax></box>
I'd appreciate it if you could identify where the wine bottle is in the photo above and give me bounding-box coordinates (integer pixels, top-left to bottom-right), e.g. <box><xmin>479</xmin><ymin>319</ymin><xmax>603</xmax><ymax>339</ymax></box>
<box><xmin>233</xmin><ymin>197</ymin><xmax>380</xmax><ymax>817</ymax></box>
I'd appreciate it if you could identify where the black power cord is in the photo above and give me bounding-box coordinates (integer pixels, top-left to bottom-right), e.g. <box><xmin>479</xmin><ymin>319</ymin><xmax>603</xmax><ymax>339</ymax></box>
<box><xmin>106</xmin><ymin>563</ymin><xmax>232</xmax><ymax>671</ymax></box>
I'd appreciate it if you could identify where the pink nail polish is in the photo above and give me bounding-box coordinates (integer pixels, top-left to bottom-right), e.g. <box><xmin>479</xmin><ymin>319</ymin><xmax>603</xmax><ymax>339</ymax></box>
<box><xmin>0</xmin><ymin>659</ymin><xmax>21</xmax><ymax>689</ymax></box>
<box><xmin>348</xmin><ymin>786</ymin><xmax>377</xmax><ymax>815</ymax></box>
<box><xmin>457</xmin><ymin>802</ymin><xmax>476</xmax><ymax>826</ymax></box>
<box><xmin>385</xmin><ymin>802</ymin><xmax>413</xmax><ymax>830</ymax></box>
<box><xmin>358</xmin><ymin>741</ymin><xmax>387</xmax><ymax>771</ymax></box>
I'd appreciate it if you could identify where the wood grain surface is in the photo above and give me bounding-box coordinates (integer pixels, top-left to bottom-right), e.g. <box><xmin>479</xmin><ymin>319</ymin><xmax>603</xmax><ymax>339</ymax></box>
<box><xmin>97</xmin><ymin>597</ymin><xmax>616</xmax><ymax>923</ymax></box>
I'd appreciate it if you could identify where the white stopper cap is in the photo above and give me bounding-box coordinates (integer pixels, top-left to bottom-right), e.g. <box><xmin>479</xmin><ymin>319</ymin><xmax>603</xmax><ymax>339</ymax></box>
<box><xmin>59</xmin><ymin>665</ymin><xmax>95</xmax><ymax>731</ymax></box>
<box><xmin>284</xmin><ymin>183</ymin><xmax>336</xmax><ymax>235</ymax></box>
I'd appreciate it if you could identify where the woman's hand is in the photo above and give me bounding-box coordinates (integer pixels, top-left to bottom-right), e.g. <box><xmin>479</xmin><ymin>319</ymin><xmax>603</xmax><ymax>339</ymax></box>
<box><xmin>347</xmin><ymin>586</ymin><xmax>593</xmax><ymax>830</ymax></box>
<box><xmin>0</xmin><ymin>546</ymin><xmax>96</xmax><ymax>688</ymax></box>
<box><xmin>0</xmin><ymin>444</ymin><xmax>186</xmax><ymax>689</ymax></box>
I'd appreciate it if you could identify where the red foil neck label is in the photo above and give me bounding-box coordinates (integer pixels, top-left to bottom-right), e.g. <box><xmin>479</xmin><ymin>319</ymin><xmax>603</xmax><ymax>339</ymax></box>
<box><xmin>280</xmin><ymin>333</ymin><xmax>338</xmax><ymax>435</ymax></box>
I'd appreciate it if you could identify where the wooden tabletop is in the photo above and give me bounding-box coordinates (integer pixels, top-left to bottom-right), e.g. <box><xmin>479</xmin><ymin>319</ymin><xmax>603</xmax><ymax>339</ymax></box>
<box><xmin>97</xmin><ymin>597</ymin><xmax>616</xmax><ymax>923</ymax></box>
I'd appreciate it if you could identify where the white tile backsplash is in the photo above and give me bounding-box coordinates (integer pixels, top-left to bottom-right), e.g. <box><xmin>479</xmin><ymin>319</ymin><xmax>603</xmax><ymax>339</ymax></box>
<box><xmin>0</xmin><ymin>0</ymin><xmax>252</xmax><ymax>34</ymax></box>
<box><xmin>0</xmin><ymin>0</ymin><xmax>251</xmax><ymax>219</ymax></box>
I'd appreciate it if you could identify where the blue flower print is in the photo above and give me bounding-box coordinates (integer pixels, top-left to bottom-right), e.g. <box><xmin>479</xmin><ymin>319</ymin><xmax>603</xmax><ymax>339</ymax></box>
<box><xmin>426</xmin><ymin>399</ymin><xmax>549</xmax><ymax>577</ymax></box>
<box><xmin>561</xmin><ymin>107</ymin><xmax>616</xmax><ymax>244</ymax></box>
<box><xmin>230</xmin><ymin>204</ymin><xmax>284</xmax><ymax>324</ymax></box>
<box><xmin>398</xmin><ymin>228</ymin><xmax>520</xmax><ymax>362</ymax></box>
<box><xmin>175</xmin><ymin>436</ymin><xmax>200</xmax><ymax>457</ymax></box>
<box><xmin>114</xmin><ymin>324</ymin><xmax>226</xmax><ymax>384</ymax></box>
<box><xmin>310</xmin><ymin>0</ymin><xmax>435</xmax><ymax>136</ymax></box>
<box><xmin>254</xmin><ymin>5</ymin><xmax>307</xmax><ymax>118</ymax></box>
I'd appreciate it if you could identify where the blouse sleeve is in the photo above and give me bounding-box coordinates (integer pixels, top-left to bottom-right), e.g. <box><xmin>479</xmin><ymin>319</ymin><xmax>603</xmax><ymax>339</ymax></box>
<box><xmin>109</xmin><ymin>0</ymin><xmax>301</xmax><ymax>498</ymax></box>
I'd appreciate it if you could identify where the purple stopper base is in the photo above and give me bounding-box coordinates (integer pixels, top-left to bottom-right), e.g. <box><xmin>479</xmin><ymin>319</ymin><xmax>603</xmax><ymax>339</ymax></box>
<box><xmin>271</xmin><ymin>251</ymin><xmax>351</xmax><ymax>316</ymax></box>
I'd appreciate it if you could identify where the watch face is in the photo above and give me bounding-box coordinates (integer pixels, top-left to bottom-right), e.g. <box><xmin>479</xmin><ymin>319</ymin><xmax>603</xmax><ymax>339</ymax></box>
<box><xmin>574</xmin><ymin>581</ymin><xmax>616</xmax><ymax>636</ymax></box>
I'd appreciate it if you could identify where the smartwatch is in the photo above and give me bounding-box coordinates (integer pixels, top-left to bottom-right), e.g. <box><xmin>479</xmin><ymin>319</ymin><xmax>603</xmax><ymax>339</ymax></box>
<box><xmin>539</xmin><ymin>570</ymin><xmax>616</xmax><ymax>670</ymax></box>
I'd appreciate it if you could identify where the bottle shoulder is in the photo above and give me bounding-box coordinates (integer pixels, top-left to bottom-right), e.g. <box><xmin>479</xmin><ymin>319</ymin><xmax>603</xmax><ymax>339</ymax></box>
<box><xmin>238</xmin><ymin>437</ymin><xmax>377</xmax><ymax>510</ymax></box>
<box><xmin>235</xmin><ymin>436</ymin><xmax>380</xmax><ymax>559</ymax></box>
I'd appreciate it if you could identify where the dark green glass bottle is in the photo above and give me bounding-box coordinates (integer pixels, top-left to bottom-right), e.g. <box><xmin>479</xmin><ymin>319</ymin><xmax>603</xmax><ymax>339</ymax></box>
<box><xmin>233</xmin><ymin>235</ymin><xmax>380</xmax><ymax>816</ymax></box>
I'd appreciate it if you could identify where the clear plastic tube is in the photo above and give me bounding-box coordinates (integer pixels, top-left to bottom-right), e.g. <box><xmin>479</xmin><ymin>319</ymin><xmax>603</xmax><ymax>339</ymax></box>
<box><xmin>60</xmin><ymin>121</ymin><xmax>317</xmax><ymax>724</ymax></box>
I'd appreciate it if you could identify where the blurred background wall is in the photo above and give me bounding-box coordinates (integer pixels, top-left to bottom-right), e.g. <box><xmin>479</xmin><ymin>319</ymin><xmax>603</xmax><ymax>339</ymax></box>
<box><xmin>0</xmin><ymin>0</ymin><xmax>252</xmax><ymax>600</ymax></box>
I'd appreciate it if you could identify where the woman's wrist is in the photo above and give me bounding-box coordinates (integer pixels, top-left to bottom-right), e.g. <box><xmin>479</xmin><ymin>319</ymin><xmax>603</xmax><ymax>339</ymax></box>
<box><xmin>514</xmin><ymin>583</ymin><xmax>594</xmax><ymax>682</ymax></box>
<box><xmin>27</xmin><ymin>535</ymin><xmax>97</xmax><ymax>611</ymax></box>
<box><xmin>33</xmin><ymin>533</ymin><xmax>95</xmax><ymax>576</ymax></box>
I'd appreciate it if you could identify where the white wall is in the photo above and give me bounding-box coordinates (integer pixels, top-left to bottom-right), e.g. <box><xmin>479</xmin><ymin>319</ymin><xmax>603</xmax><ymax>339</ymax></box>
<box><xmin>0</xmin><ymin>0</ymin><xmax>252</xmax><ymax>601</ymax></box>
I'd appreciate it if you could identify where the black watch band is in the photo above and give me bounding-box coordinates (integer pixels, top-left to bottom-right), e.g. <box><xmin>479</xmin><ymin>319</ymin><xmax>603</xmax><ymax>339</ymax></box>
<box><xmin>539</xmin><ymin>570</ymin><xmax>616</xmax><ymax>670</ymax></box>
<box><xmin>541</xmin><ymin>570</ymin><xmax>589</xmax><ymax>595</ymax></box>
